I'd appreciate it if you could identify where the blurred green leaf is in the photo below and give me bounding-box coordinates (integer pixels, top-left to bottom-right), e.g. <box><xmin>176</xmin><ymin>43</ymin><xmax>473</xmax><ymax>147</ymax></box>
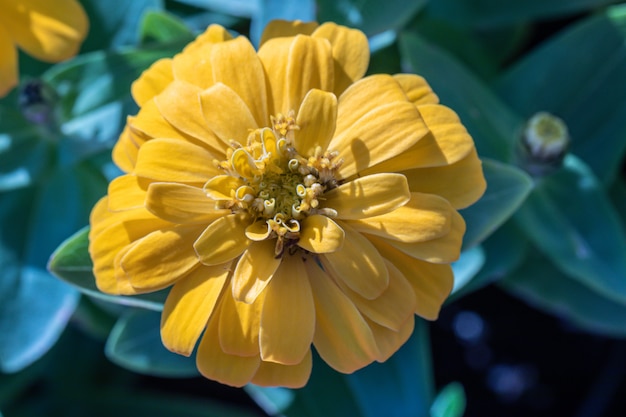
<box><xmin>253</xmin><ymin>319</ymin><xmax>434</xmax><ymax>417</ymax></box>
<box><xmin>318</xmin><ymin>0</ymin><xmax>427</xmax><ymax>36</ymax></box>
<box><xmin>451</xmin><ymin>246</ymin><xmax>486</xmax><ymax>295</ymax></box>
<box><xmin>610</xmin><ymin>178</ymin><xmax>626</xmax><ymax>229</ymax></box>
<box><xmin>49</xmin><ymin>226</ymin><xmax>169</xmax><ymax>311</ymax></box>
<box><xmin>81</xmin><ymin>0</ymin><xmax>164</xmax><ymax>51</ymax></box>
<box><xmin>515</xmin><ymin>155</ymin><xmax>626</xmax><ymax>304</ymax></box>
<box><xmin>0</xmin><ymin>128</ymin><xmax>53</xmax><ymax>192</ymax></box>
<box><xmin>430</xmin><ymin>382</ymin><xmax>466</xmax><ymax>417</ymax></box>
<box><xmin>399</xmin><ymin>32</ymin><xmax>523</xmax><ymax>161</ymax></box>
<box><xmin>171</xmin><ymin>0</ymin><xmax>259</xmax><ymax>18</ymax></box>
<box><xmin>105</xmin><ymin>309</ymin><xmax>198</xmax><ymax>377</ymax></box>
<box><xmin>495</xmin><ymin>4</ymin><xmax>626</xmax><ymax>184</ymax></box>
<box><xmin>460</xmin><ymin>159</ymin><xmax>533</xmax><ymax>248</ymax></box>
<box><xmin>501</xmin><ymin>251</ymin><xmax>626</xmax><ymax>337</ymax></box>
<box><xmin>425</xmin><ymin>0</ymin><xmax>617</xmax><ymax>28</ymax></box>
<box><xmin>140</xmin><ymin>10</ymin><xmax>195</xmax><ymax>45</ymax></box>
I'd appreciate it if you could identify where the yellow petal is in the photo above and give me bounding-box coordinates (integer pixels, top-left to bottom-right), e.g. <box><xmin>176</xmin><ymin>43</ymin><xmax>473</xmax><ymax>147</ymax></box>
<box><xmin>368</xmin><ymin>104</ymin><xmax>476</xmax><ymax>173</ymax></box>
<box><xmin>294</xmin><ymin>89</ymin><xmax>338</xmax><ymax>156</ymax></box>
<box><xmin>403</xmin><ymin>148</ymin><xmax>486</xmax><ymax>209</ymax></box>
<box><xmin>321</xmin><ymin>222</ymin><xmax>389</xmax><ymax>300</ymax></box>
<box><xmin>322</xmin><ymin>173</ymin><xmax>410</xmax><ymax>220</ymax></box>
<box><xmin>131</xmin><ymin>58</ymin><xmax>174</xmax><ymax>107</ymax></box>
<box><xmin>112</xmin><ymin>125</ymin><xmax>142</xmax><ymax>173</ymax></box>
<box><xmin>2</xmin><ymin>0</ymin><xmax>88</xmax><ymax>62</ymax></box>
<box><xmin>260</xmin><ymin>20</ymin><xmax>319</xmax><ymax>46</ymax></box>
<box><xmin>337</xmin><ymin>260</ymin><xmax>416</xmax><ymax>331</ymax></box>
<box><xmin>232</xmin><ymin>239</ymin><xmax>281</xmax><ymax>303</ymax></box>
<box><xmin>218</xmin><ymin>285</ymin><xmax>265</xmax><ymax>356</ymax></box>
<box><xmin>312</xmin><ymin>22</ymin><xmax>369</xmax><ymax>95</ymax></box>
<box><xmin>384</xmin><ymin>209</ymin><xmax>466</xmax><ymax>263</ymax></box>
<box><xmin>182</xmin><ymin>24</ymin><xmax>233</xmax><ymax>54</ymax></box>
<box><xmin>330</xmin><ymin>102</ymin><xmax>429</xmax><ymax>178</ymax></box>
<box><xmin>298</xmin><ymin>215</ymin><xmax>345</xmax><ymax>253</ymax></box>
<box><xmin>0</xmin><ymin>26</ymin><xmax>18</xmax><ymax>97</ymax></box>
<box><xmin>347</xmin><ymin>192</ymin><xmax>452</xmax><ymax>243</ymax></box>
<box><xmin>368</xmin><ymin>316</ymin><xmax>414</xmax><ymax>362</ymax></box>
<box><xmin>260</xmin><ymin>256</ymin><xmax>315</xmax><ymax>365</ymax></box>
<box><xmin>196</xmin><ymin>311</ymin><xmax>260</xmax><ymax>388</ymax></box>
<box><xmin>194</xmin><ymin>213</ymin><xmax>251</xmax><ymax>265</ymax></box>
<box><xmin>209</xmin><ymin>36</ymin><xmax>268</xmax><ymax>126</ymax></box>
<box><xmin>134</xmin><ymin>138</ymin><xmax>221</xmax><ymax>184</ymax></box>
<box><xmin>393</xmin><ymin>74</ymin><xmax>439</xmax><ymax>105</ymax></box>
<box><xmin>161</xmin><ymin>263</ymin><xmax>230</xmax><ymax>356</ymax></box>
<box><xmin>371</xmin><ymin>237</ymin><xmax>454</xmax><ymax>320</ymax></box>
<box><xmin>146</xmin><ymin>182</ymin><xmax>230</xmax><ymax>224</ymax></box>
<box><xmin>203</xmin><ymin>175</ymin><xmax>244</xmax><ymax>200</ymax></box>
<box><xmin>128</xmin><ymin>99</ymin><xmax>190</xmax><ymax>146</ymax></box>
<box><xmin>107</xmin><ymin>175</ymin><xmax>149</xmax><ymax>212</ymax></box>
<box><xmin>245</xmin><ymin>220</ymin><xmax>271</xmax><ymax>241</ymax></box>
<box><xmin>251</xmin><ymin>350</ymin><xmax>312</xmax><ymax>388</ymax></box>
<box><xmin>258</xmin><ymin>35</ymin><xmax>333</xmax><ymax>114</ymax></box>
<box><xmin>154</xmin><ymin>80</ymin><xmax>229</xmax><ymax>154</ymax></box>
<box><xmin>121</xmin><ymin>225</ymin><xmax>200</xmax><ymax>291</ymax></box>
<box><xmin>306</xmin><ymin>260</ymin><xmax>379</xmax><ymax>373</ymax></box>
<box><xmin>199</xmin><ymin>83</ymin><xmax>259</xmax><ymax>144</ymax></box>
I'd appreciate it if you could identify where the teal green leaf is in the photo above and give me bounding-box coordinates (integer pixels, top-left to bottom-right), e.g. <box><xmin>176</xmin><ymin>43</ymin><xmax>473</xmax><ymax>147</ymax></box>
<box><xmin>250</xmin><ymin>0</ymin><xmax>316</xmax><ymax>47</ymax></box>
<box><xmin>139</xmin><ymin>10</ymin><xmax>195</xmax><ymax>45</ymax></box>
<box><xmin>81</xmin><ymin>0</ymin><xmax>164</xmax><ymax>51</ymax></box>
<box><xmin>430</xmin><ymin>382</ymin><xmax>466</xmax><ymax>417</ymax></box>
<box><xmin>48</xmin><ymin>227</ymin><xmax>169</xmax><ymax>312</ymax></box>
<box><xmin>399</xmin><ymin>32</ymin><xmax>523</xmax><ymax>161</ymax></box>
<box><xmin>105</xmin><ymin>309</ymin><xmax>198</xmax><ymax>377</ymax></box>
<box><xmin>494</xmin><ymin>5</ymin><xmax>626</xmax><ymax>184</ymax></box>
<box><xmin>425</xmin><ymin>0</ymin><xmax>617</xmax><ymax>28</ymax></box>
<box><xmin>0</xmin><ymin>127</ymin><xmax>53</xmax><ymax>191</ymax></box>
<box><xmin>501</xmin><ymin>252</ymin><xmax>626</xmax><ymax>337</ymax></box>
<box><xmin>460</xmin><ymin>159</ymin><xmax>533</xmax><ymax>249</ymax></box>
<box><xmin>317</xmin><ymin>0</ymin><xmax>427</xmax><ymax>36</ymax></box>
<box><xmin>451</xmin><ymin>246</ymin><xmax>485</xmax><ymax>295</ymax></box>
<box><xmin>171</xmin><ymin>0</ymin><xmax>259</xmax><ymax>18</ymax></box>
<box><xmin>515</xmin><ymin>155</ymin><xmax>626</xmax><ymax>304</ymax></box>
<box><xmin>610</xmin><ymin>178</ymin><xmax>626</xmax><ymax>229</ymax></box>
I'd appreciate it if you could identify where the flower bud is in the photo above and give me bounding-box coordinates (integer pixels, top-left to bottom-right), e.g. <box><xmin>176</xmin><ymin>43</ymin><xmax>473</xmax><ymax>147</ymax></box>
<box><xmin>18</xmin><ymin>79</ymin><xmax>58</xmax><ymax>126</ymax></box>
<box><xmin>517</xmin><ymin>112</ymin><xmax>569</xmax><ymax>176</ymax></box>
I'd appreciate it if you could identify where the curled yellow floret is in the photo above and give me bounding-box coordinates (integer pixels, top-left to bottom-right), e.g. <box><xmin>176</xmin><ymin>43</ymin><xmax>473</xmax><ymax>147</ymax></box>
<box><xmin>0</xmin><ymin>0</ymin><xmax>89</xmax><ymax>97</ymax></box>
<box><xmin>89</xmin><ymin>20</ymin><xmax>486</xmax><ymax>388</ymax></box>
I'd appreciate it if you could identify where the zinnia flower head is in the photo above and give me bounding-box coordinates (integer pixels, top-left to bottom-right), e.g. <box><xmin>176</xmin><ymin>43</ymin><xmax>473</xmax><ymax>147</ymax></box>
<box><xmin>89</xmin><ymin>20</ymin><xmax>486</xmax><ymax>388</ymax></box>
<box><xmin>0</xmin><ymin>0</ymin><xmax>88</xmax><ymax>97</ymax></box>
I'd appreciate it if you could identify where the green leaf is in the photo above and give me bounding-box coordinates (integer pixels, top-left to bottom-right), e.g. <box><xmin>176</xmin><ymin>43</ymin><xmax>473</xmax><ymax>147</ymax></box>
<box><xmin>451</xmin><ymin>246</ymin><xmax>485</xmax><ymax>295</ymax></box>
<box><xmin>430</xmin><ymin>382</ymin><xmax>466</xmax><ymax>417</ymax></box>
<box><xmin>494</xmin><ymin>5</ymin><xmax>626</xmax><ymax>184</ymax></box>
<box><xmin>425</xmin><ymin>0</ymin><xmax>617</xmax><ymax>28</ymax></box>
<box><xmin>250</xmin><ymin>0</ymin><xmax>316</xmax><ymax>47</ymax></box>
<box><xmin>515</xmin><ymin>155</ymin><xmax>626</xmax><ymax>304</ymax></box>
<box><xmin>399</xmin><ymin>32</ymin><xmax>523</xmax><ymax>161</ymax></box>
<box><xmin>49</xmin><ymin>226</ymin><xmax>169</xmax><ymax>311</ymax></box>
<box><xmin>105</xmin><ymin>309</ymin><xmax>198</xmax><ymax>377</ymax></box>
<box><xmin>139</xmin><ymin>10</ymin><xmax>195</xmax><ymax>45</ymax></box>
<box><xmin>81</xmin><ymin>0</ymin><xmax>164</xmax><ymax>51</ymax></box>
<box><xmin>171</xmin><ymin>0</ymin><xmax>259</xmax><ymax>18</ymax></box>
<box><xmin>501</xmin><ymin>252</ymin><xmax>626</xmax><ymax>337</ymax></box>
<box><xmin>460</xmin><ymin>159</ymin><xmax>533</xmax><ymax>248</ymax></box>
<box><xmin>317</xmin><ymin>0</ymin><xmax>427</xmax><ymax>36</ymax></box>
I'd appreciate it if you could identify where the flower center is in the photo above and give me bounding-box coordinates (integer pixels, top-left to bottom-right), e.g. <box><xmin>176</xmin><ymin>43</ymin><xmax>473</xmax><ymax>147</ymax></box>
<box><xmin>208</xmin><ymin>111</ymin><xmax>341</xmax><ymax>257</ymax></box>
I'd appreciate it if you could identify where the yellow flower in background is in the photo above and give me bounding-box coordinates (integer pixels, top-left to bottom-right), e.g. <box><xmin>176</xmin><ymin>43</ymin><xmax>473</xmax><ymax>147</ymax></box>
<box><xmin>89</xmin><ymin>20</ymin><xmax>486</xmax><ymax>387</ymax></box>
<box><xmin>0</xmin><ymin>0</ymin><xmax>88</xmax><ymax>97</ymax></box>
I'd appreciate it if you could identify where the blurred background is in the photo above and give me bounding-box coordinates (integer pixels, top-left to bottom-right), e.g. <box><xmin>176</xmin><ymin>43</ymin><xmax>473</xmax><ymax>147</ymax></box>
<box><xmin>1</xmin><ymin>0</ymin><xmax>626</xmax><ymax>416</ymax></box>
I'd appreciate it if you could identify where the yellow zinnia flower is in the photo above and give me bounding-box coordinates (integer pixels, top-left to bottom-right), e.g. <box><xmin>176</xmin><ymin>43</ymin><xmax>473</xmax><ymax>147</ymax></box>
<box><xmin>0</xmin><ymin>0</ymin><xmax>88</xmax><ymax>97</ymax></box>
<box><xmin>89</xmin><ymin>20</ymin><xmax>486</xmax><ymax>388</ymax></box>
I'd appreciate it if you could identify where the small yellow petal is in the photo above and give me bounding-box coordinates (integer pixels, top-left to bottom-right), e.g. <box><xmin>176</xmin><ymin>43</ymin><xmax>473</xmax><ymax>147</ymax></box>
<box><xmin>196</xmin><ymin>312</ymin><xmax>260</xmax><ymax>388</ymax></box>
<box><xmin>121</xmin><ymin>226</ymin><xmax>200</xmax><ymax>291</ymax></box>
<box><xmin>0</xmin><ymin>26</ymin><xmax>18</xmax><ymax>97</ymax></box>
<box><xmin>112</xmin><ymin>125</ymin><xmax>143</xmax><ymax>173</ymax></box>
<box><xmin>245</xmin><ymin>220</ymin><xmax>271</xmax><ymax>241</ymax></box>
<box><xmin>251</xmin><ymin>350</ymin><xmax>312</xmax><ymax>388</ymax></box>
<box><xmin>347</xmin><ymin>192</ymin><xmax>453</xmax><ymax>243</ymax></box>
<box><xmin>146</xmin><ymin>182</ymin><xmax>230</xmax><ymax>224</ymax></box>
<box><xmin>194</xmin><ymin>213</ymin><xmax>251</xmax><ymax>265</ymax></box>
<box><xmin>131</xmin><ymin>58</ymin><xmax>173</xmax><ymax>107</ymax></box>
<box><xmin>312</xmin><ymin>22</ymin><xmax>369</xmax><ymax>95</ymax></box>
<box><xmin>393</xmin><ymin>74</ymin><xmax>439</xmax><ymax>105</ymax></box>
<box><xmin>321</xmin><ymin>222</ymin><xmax>389</xmax><ymax>300</ymax></box>
<box><xmin>298</xmin><ymin>215</ymin><xmax>345</xmax><ymax>253</ymax></box>
<box><xmin>203</xmin><ymin>175</ymin><xmax>245</xmax><ymax>200</ymax></box>
<box><xmin>306</xmin><ymin>260</ymin><xmax>379</xmax><ymax>373</ymax></box>
<box><xmin>218</xmin><ymin>286</ymin><xmax>265</xmax><ymax>356</ymax></box>
<box><xmin>232</xmin><ymin>239</ymin><xmax>281</xmax><ymax>303</ymax></box>
<box><xmin>260</xmin><ymin>256</ymin><xmax>315</xmax><ymax>365</ymax></box>
<box><xmin>322</xmin><ymin>173</ymin><xmax>410</xmax><ymax>220</ymax></box>
<box><xmin>294</xmin><ymin>89</ymin><xmax>338</xmax><ymax>156</ymax></box>
<box><xmin>161</xmin><ymin>263</ymin><xmax>230</xmax><ymax>356</ymax></box>
<box><xmin>260</xmin><ymin>20</ymin><xmax>319</xmax><ymax>46</ymax></box>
